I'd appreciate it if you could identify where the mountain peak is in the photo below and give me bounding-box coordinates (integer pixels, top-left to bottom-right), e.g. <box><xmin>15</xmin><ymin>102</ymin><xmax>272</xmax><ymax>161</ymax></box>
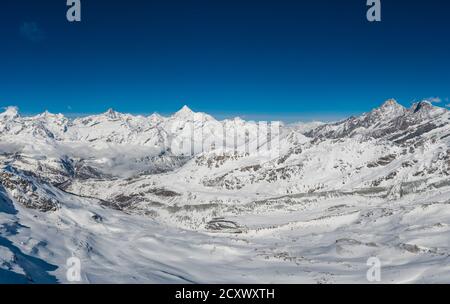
<box><xmin>174</xmin><ymin>105</ymin><xmax>194</xmax><ymax>117</ymax></box>
<box><xmin>40</xmin><ymin>110</ymin><xmax>55</xmax><ymax>118</ymax></box>
<box><xmin>149</xmin><ymin>112</ymin><xmax>165</xmax><ymax>123</ymax></box>
<box><xmin>381</xmin><ymin>99</ymin><xmax>401</xmax><ymax>109</ymax></box>
<box><xmin>35</xmin><ymin>110</ymin><xmax>66</xmax><ymax>121</ymax></box>
<box><xmin>412</xmin><ymin>100</ymin><xmax>434</xmax><ymax>113</ymax></box>
<box><xmin>0</xmin><ymin>106</ymin><xmax>20</xmax><ymax>119</ymax></box>
<box><xmin>172</xmin><ymin>105</ymin><xmax>216</xmax><ymax>122</ymax></box>
<box><xmin>372</xmin><ymin>99</ymin><xmax>405</xmax><ymax>117</ymax></box>
<box><xmin>103</xmin><ymin>108</ymin><xmax>120</xmax><ymax>119</ymax></box>
<box><xmin>149</xmin><ymin>112</ymin><xmax>162</xmax><ymax>118</ymax></box>
<box><xmin>378</xmin><ymin>99</ymin><xmax>405</xmax><ymax>112</ymax></box>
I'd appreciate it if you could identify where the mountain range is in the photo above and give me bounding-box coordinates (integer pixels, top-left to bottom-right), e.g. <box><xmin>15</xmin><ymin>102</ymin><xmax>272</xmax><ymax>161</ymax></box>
<box><xmin>1</xmin><ymin>99</ymin><xmax>449</xmax><ymax>283</ymax></box>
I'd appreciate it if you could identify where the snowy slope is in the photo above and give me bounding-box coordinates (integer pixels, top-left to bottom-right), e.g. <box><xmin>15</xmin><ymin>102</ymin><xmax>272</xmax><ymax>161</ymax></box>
<box><xmin>1</xmin><ymin>100</ymin><xmax>450</xmax><ymax>283</ymax></box>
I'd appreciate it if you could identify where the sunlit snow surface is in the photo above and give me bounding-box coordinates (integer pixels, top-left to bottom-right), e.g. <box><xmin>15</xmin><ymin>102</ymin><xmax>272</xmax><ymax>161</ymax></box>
<box><xmin>1</xmin><ymin>101</ymin><xmax>450</xmax><ymax>283</ymax></box>
<box><xmin>2</xmin><ymin>184</ymin><xmax>450</xmax><ymax>283</ymax></box>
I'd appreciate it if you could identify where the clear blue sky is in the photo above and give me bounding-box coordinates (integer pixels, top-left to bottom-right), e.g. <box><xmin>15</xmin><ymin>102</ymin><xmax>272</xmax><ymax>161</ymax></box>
<box><xmin>1</xmin><ymin>0</ymin><xmax>449</xmax><ymax>121</ymax></box>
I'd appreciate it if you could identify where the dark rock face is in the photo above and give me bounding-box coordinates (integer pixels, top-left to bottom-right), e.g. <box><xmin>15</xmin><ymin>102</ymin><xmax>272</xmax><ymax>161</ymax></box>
<box><xmin>0</xmin><ymin>169</ymin><xmax>59</xmax><ymax>212</ymax></box>
<box><xmin>367</xmin><ymin>154</ymin><xmax>397</xmax><ymax>168</ymax></box>
<box><xmin>306</xmin><ymin>99</ymin><xmax>406</xmax><ymax>139</ymax></box>
<box><xmin>147</xmin><ymin>188</ymin><xmax>180</xmax><ymax>197</ymax></box>
<box><xmin>306</xmin><ymin>99</ymin><xmax>448</xmax><ymax>143</ymax></box>
<box><xmin>413</xmin><ymin>101</ymin><xmax>433</xmax><ymax>113</ymax></box>
<box><xmin>206</xmin><ymin>218</ymin><xmax>242</xmax><ymax>233</ymax></box>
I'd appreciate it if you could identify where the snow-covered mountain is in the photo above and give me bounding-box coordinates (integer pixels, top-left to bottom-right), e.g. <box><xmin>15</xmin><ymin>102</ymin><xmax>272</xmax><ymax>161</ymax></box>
<box><xmin>1</xmin><ymin>100</ymin><xmax>450</xmax><ymax>283</ymax></box>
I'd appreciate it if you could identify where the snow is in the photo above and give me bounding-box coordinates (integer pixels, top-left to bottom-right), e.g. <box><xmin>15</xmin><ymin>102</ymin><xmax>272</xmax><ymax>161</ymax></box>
<box><xmin>0</xmin><ymin>106</ymin><xmax>20</xmax><ymax>120</ymax></box>
<box><xmin>0</xmin><ymin>100</ymin><xmax>450</xmax><ymax>283</ymax></box>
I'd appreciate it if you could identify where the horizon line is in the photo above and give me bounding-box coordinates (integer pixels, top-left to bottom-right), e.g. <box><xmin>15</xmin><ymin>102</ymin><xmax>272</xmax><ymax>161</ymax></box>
<box><xmin>2</xmin><ymin>100</ymin><xmax>449</xmax><ymax>123</ymax></box>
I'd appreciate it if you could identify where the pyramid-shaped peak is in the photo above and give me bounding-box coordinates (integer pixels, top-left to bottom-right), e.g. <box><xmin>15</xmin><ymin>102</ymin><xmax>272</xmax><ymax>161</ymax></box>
<box><xmin>172</xmin><ymin>105</ymin><xmax>217</xmax><ymax>122</ymax></box>
<box><xmin>372</xmin><ymin>99</ymin><xmax>405</xmax><ymax>117</ymax></box>
<box><xmin>104</xmin><ymin>108</ymin><xmax>120</xmax><ymax>119</ymax></box>
<box><xmin>173</xmin><ymin>105</ymin><xmax>197</xmax><ymax>119</ymax></box>
<box><xmin>379</xmin><ymin>99</ymin><xmax>404</xmax><ymax>110</ymax></box>
<box><xmin>175</xmin><ymin>105</ymin><xmax>194</xmax><ymax>115</ymax></box>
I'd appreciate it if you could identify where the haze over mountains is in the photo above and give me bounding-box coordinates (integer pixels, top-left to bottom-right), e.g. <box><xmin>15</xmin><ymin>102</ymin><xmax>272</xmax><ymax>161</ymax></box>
<box><xmin>1</xmin><ymin>99</ymin><xmax>450</xmax><ymax>283</ymax></box>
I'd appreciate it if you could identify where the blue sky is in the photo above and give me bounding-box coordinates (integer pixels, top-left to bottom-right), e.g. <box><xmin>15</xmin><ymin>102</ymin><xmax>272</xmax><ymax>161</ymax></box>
<box><xmin>1</xmin><ymin>0</ymin><xmax>449</xmax><ymax>121</ymax></box>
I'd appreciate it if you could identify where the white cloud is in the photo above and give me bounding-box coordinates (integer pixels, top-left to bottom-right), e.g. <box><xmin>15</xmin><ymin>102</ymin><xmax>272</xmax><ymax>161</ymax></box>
<box><xmin>425</xmin><ymin>97</ymin><xmax>442</xmax><ymax>104</ymax></box>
